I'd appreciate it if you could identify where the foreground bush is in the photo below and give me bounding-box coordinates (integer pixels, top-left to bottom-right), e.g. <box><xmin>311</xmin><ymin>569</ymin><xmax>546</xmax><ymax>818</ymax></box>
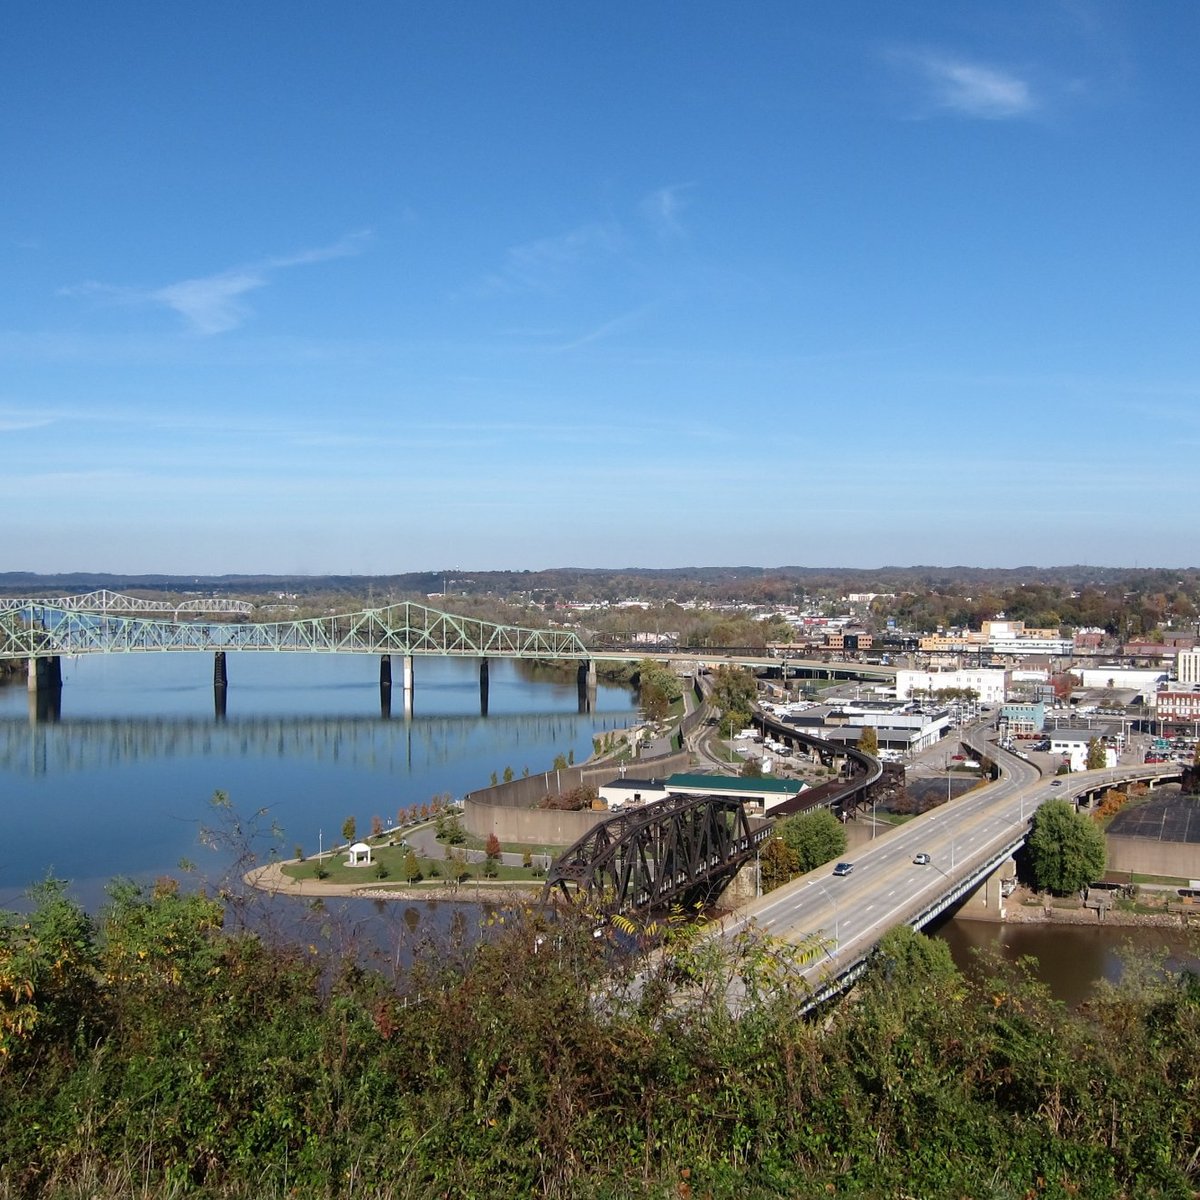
<box><xmin>2</xmin><ymin>880</ymin><xmax>1199</xmax><ymax>1198</ymax></box>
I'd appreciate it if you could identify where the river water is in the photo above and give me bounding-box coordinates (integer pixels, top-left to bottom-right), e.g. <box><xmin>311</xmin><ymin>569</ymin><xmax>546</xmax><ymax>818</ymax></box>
<box><xmin>0</xmin><ymin>652</ymin><xmax>637</xmax><ymax>912</ymax></box>
<box><xmin>935</xmin><ymin>917</ymin><xmax>1199</xmax><ymax>1008</ymax></box>
<box><xmin>3</xmin><ymin>655</ymin><xmax>1191</xmax><ymax>1003</ymax></box>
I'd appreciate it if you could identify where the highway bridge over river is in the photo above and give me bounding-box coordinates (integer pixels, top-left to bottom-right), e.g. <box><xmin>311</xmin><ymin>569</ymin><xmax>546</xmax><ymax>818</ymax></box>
<box><xmin>2</xmin><ymin>594</ymin><xmax>894</xmax><ymax>718</ymax></box>
<box><xmin>718</xmin><ymin>732</ymin><xmax>1183</xmax><ymax>1011</ymax></box>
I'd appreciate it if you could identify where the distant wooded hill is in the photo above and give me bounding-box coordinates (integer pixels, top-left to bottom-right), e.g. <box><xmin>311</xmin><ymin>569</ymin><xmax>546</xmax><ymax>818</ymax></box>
<box><xmin>2</xmin><ymin>564</ymin><xmax>1196</xmax><ymax>603</ymax></box>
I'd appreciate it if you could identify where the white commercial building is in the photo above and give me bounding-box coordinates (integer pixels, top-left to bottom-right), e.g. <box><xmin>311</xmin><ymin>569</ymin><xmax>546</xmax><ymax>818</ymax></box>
<box><xmin>1049</xmin><ymin>730</ymin><xmax>1117</xmax><ymax>773</ymax></box>
<box><xmin>895</xmin><ymin>668</ymin><xmax>1008</xmax><ymax>706</ymax></box>
<box><xmin>1178</xmin><ymin>649</ymin><xmax>1200</xmax><ymax>686</ymax></box>
<box><xmin>1071</xmin><ymin>668</ymin><xmax>1167</xmax><ymax>693</ymax></box>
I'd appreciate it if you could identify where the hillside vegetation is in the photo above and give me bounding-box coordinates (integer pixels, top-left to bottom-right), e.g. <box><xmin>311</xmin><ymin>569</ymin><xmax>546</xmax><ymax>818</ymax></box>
<box><xmin>3</xmin><ymin>879</ymin><xmax>1199</xmax><ymax>1199</ymax></box>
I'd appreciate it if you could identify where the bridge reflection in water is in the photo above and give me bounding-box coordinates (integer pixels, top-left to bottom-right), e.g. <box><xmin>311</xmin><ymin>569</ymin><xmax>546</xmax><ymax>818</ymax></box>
<box><xmin>0</xmin><ymin>711</ymin><xmax>617</xmax><ymax>779</ymax></box>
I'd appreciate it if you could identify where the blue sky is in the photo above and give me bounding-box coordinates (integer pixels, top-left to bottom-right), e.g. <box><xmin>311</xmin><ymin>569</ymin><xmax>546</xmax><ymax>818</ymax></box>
<box><xmin>3</xmin><ymin>1</ymin><xmax>1197</xmax><ymax>575</ymax></box>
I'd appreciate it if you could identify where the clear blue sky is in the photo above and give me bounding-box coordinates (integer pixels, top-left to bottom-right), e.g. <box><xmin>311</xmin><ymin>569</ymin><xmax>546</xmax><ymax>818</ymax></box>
<box><xmin>3</xmin><ymin>2</ymin><xmax>1196</xmax><ymax>575</ymax></box>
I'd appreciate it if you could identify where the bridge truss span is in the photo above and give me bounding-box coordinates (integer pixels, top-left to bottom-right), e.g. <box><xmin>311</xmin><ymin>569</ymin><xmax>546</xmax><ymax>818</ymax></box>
<box><xmin>0</xmin><ymin>589</ymin><xmax>253</xmax><ymax>616</ymax></box>
<box><xmin>0</xmin><ymin>600</ymin><xmax>589</xmax><ymax>661</ymax></box>
<box><xmin>543</xmin><ymin>793</ymin><xmax>774</xmax><ymax>917</ymax></box>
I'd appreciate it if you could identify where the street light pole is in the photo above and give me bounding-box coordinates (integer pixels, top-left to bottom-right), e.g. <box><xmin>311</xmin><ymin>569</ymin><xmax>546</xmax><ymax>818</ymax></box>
<box><xmin>817</xmin><ymin>882</ymin><xmax>840</xmax><ymax>951</ymax></box>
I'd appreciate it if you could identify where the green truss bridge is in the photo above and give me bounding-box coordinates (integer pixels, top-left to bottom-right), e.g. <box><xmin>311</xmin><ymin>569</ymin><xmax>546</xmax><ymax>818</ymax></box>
<box><xmin>2</xmin><ymin>596</ymin><xmax>594</xmax><ymax>715</ymax></box>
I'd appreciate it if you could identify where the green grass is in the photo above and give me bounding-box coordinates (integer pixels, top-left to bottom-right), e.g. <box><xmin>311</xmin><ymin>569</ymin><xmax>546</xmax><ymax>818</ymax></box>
<box><xmin>281</xmin><ymin>834</ymin><xmax>553</xmax><ymax>888</ymax></box>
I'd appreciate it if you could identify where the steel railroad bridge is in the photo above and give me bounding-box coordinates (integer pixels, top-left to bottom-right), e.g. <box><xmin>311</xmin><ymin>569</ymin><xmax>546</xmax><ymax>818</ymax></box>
<box><xmin>542</xmin><ymin>792</ymin><xmax>773</xmax><ymax>918</ymax></box>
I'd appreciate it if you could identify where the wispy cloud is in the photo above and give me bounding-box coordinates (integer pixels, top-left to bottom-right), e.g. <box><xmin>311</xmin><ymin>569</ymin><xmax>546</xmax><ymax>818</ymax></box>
<box><xmin>0</xmin><ymin>411</ymin><xmax>55</xmax><ymax>433</ymax></box>
<box><xmin>60</xmin><ymin>231</ymin><xmax>372</xmax><ymax>335</ymax></box>
<box><xmin>889</xmin><ymin>49</ymin><xmax>1037</xmax><ymax>119</ymax></box>
<box><xmin>478</xmin><ymin>222</ymin><xmax>623</xmax><ymax>295</ymax></box>
<box><xmin>641</xmin><ymin>184</ymin><xmax>694</xmax><ymax>237</ymax></box>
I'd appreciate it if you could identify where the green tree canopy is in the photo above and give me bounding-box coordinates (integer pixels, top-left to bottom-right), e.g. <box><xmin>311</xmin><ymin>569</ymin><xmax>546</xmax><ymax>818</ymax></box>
<box><xmin>775</xmin><ymin>809</ymin><xmax>847</xmax><ymax>875</ymax></box>
<box><xmin>1086</xmin><ymin>738</ymin><xmax>1107</xmax><ymax>770</ymax></box>
<box><xmin>872</xmin><ymin>925</ymin><xmax>960</xmax><ymax>990</ymax></box>
<box><xmin>1026</xmin><ymin>798</ymin><xmax>1107</xmax><ymax>894</ymax></box>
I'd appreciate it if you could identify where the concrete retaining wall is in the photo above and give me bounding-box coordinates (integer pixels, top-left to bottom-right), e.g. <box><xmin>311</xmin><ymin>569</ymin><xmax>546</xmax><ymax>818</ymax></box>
<box><xmin>464</xmin><ymin>750</ymin><xmax>695</xmax><ymax>845</ymax></box>
<box><xmin>1107</xmin><ymin>834</ymin><xmax>1200</xmax><ymax>881</ymax></box>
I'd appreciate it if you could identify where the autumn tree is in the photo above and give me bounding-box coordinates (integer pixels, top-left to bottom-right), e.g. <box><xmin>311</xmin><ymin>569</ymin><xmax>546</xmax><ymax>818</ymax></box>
<box><xmin>857</xmin><ymin>727</ymin><xmax>879</xmax><ymax>756</ymax></box>
<box><xmin>1086</xmin><ymin>738</ymin><xmax>1107</xmax><ymax>770</ymax></box>
<box><xmin>711</xmin><ymin>664</ymin><xmax>758</xmax><ymax>733</ymax></box>
<box><xmin>759</xmin><ymin>837</ymin><xmax>799</xmax><ymax>892</ymax></box>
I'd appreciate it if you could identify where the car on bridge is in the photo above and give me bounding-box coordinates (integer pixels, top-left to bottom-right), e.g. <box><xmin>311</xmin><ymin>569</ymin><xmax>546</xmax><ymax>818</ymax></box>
<box><xmin>832</xmin><ymin>862</ymin><xmax>854</xmax><ymax>877</ymax></box>
<box><xmin>912</xmin><ymin>852</ymin><xmax>931</xmax><ymax>866</ymax></box>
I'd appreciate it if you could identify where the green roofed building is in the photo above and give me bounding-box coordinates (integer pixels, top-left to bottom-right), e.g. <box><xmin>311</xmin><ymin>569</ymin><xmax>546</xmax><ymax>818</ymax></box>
<box><xmin>665</xmin><ymin>773</ymin><xmax>806</xmax><ymax>816</ymax></box>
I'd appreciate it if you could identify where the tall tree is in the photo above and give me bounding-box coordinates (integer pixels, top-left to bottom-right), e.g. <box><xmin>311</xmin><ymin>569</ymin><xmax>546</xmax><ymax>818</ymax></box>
<box><xmin>857</xmin><ymin>726</ymin><xmax>879</xmax><ymax>756</ymax></box>
<box><xmin>1086</xmin><ymin>738</ymin><xmax>1107</xmax><ymax>770</ymax></box>
<box><xmin>1026</xmin><ymin>799</ymin><xmax>1107</xmax><ymax>894</ymax></box>
<box><xmin>775</xmin><ymin>809</ymin><xmax>847</xmax><ymax>874</ymax></box>
<box><xmin>711</xmin><ymin>665</ymin><xmax>758</xmax><ymax>730</ymax></box>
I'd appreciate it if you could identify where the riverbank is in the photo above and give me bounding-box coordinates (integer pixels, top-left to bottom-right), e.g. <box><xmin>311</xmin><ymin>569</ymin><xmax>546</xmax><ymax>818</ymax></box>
<box><xmin>1001</xmin><ymin>883</ymin><xmax>1200</xmax><ymax>928</ymax></box>
<box><xmin>245</xmin><ymin>858</ymin><xmax>544</xmax><ymax>903</ymax></box>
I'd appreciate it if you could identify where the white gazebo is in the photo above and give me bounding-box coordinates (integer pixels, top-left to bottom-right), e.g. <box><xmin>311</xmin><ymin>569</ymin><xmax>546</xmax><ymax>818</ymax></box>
<box><xmin>346</xmin><ymin>841</ymin><xmax>373</xmax><ymax>867</ymax></box>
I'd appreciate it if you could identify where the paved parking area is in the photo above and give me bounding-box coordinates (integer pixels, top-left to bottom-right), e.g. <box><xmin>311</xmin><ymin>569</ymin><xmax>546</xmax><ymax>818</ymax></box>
<box><xmin>1108</xmin><ymin>788</ymin><xmax>1200</xmax><ymax>843</ymax></box>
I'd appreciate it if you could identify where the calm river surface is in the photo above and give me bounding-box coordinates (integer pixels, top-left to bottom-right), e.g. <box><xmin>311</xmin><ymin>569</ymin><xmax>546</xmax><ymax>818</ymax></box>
<box><xmin>0</xmin><ymin>653</ymin><xmax>637</xmax><ymax>911</ymax></box>
<box><xmin>935</xmin><ymin>916</ymin><xmax>1199</xmax><ymax>1007</ymax></box>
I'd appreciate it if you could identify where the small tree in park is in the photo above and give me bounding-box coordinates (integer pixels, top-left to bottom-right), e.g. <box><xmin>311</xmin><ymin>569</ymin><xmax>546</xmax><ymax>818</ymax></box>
<box><xmin>1027</xmin><ymin>798</ymin><xmax>1107</xmax><ymax>895</ymax></box>
<box><xmin>403</xmin><ymin>850</ymin><xmax>422</xmax><ymax>883</ymax></box>
<box><xmin>342</xmin><ymin>816</ymin><xmax>356</xmax><ymax>845</ymax></box>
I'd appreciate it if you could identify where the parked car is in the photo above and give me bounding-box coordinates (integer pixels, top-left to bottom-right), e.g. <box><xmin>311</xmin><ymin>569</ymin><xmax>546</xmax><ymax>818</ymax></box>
<box><xmin>831</xmin><ymin>862</ymin><xmax>855</xmax><ymax>877</ymax></box>
<box><xmin>913</xmin><ymin>852</ymin><xmax>931</xmax><ymax>866</ymax></box>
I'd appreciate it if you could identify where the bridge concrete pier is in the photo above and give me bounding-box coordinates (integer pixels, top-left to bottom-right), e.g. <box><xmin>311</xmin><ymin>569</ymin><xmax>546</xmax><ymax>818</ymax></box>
<box><xmin>27</xmin><ymin>681</ymin><xmax>62</xmax><ymax>724</ymax></box>
<box><xmin>576</xmin><ymin>660</ymin><xmax>597</xmax><ymax>714</ymax></box>
<box><xmin>480</xmin><ymin>657</ymin><xmax>489</xmax><ymax>716</ymax></box>
<box><xmin>213</xmin><ymin>651</ymin><xmax>228</xmax><ymax>720</ymax></box>
<box><xmin>954</xmin><ymin>855</ymin><xmax>1018</xmax><ymax>923</ymax></box>
<box><xmin>402</xmin><ymin>654</ymin><xmax>414</xmax><ymax>717</ymax></box>
<box><xmin>27</xmin><ymin>655</ymin><xmax>62</xmax><ymax>694</ymax></box>
<box><xmin>379</xmin><ymin>654</ymin><xmax>393</xmax><ymax>718</ymax></box>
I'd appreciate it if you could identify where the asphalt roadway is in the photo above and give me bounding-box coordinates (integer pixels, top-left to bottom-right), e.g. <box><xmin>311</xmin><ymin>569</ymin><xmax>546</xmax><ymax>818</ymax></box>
<box><xmin>711</xmin><ymin>730</ymin><xmax>1178</xmax><ymax>998</ymax></box>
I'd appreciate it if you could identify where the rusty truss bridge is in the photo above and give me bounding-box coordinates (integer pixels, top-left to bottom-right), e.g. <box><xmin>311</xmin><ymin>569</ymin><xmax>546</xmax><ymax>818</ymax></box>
<box><xmin>0</xmin><ymin>598</ymin><xmax>588</xmax><ymax>662</ymax></box>
<box><xmin>543</xmin><ymin>793</ymin><xmax>773</xmax><ymax>917</ymax></box>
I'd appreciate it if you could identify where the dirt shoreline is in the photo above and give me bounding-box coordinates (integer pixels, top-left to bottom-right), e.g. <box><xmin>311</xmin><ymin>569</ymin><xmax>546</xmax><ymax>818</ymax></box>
<box><xmin>244</xmin><ymin>860</ymin><xmax>544</xmax><ymax>904</ymax></box>
<box><xmin>1000</xmin><ymin>885</ymin><xmax>1198</xmax><ymax>929</ymax></box>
